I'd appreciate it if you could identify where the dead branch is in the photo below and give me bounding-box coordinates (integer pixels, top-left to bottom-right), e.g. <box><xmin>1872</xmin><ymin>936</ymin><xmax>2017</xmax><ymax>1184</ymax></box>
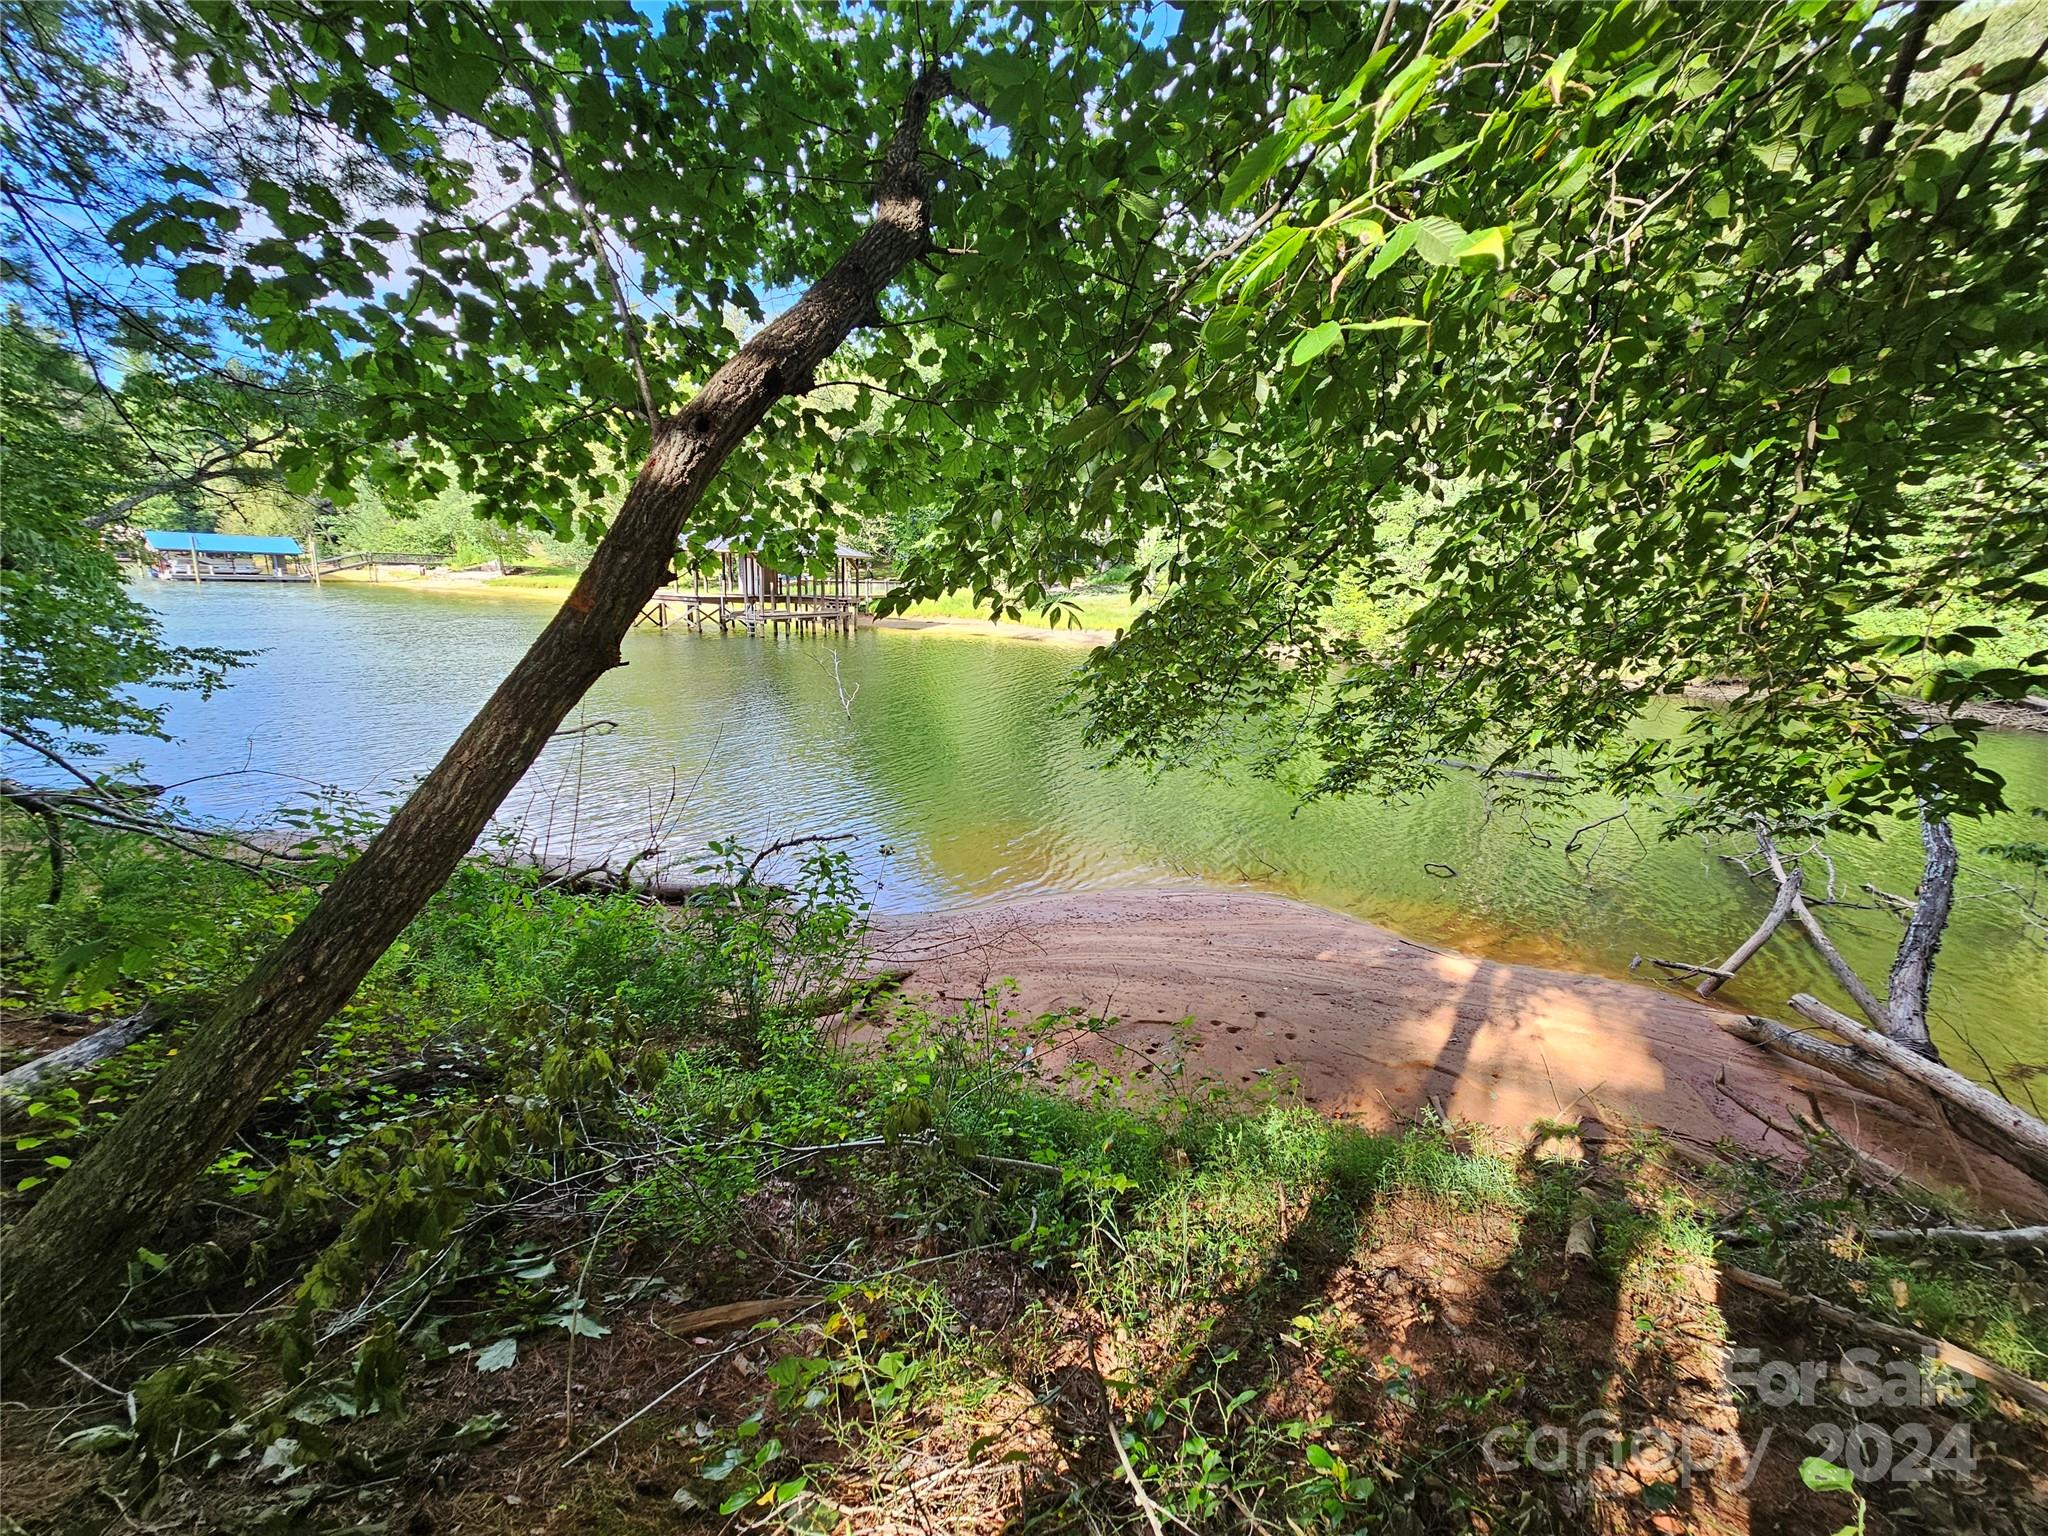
<box><xmin>1753</xmin><ymin>824</ymin><xmax>1897</xmax><ymax>1033</ymax></box>
<box><xmin>1089</xmin><ymin>1335</ymin><xmax>1169</xmax><ymax>1536</ymax></box>
<box><xmin>1697</xmin><ymin>850</ymin><xmax>1801</xmax><ymax>997</ymax></box>
<box><xmin>1648</xmin><ymin>958</ymin><xmax>1735</xmax><ymax>982</ymax></box>
<box><xmin>0</xmin><ymin>1009</ymin><xmax>164</xmax><ymax>1101</ymax></box>
<box><xmin>1429</xmin><ymin>757</ymin><xmax>1570</xmax><ymax>784</ymax></box>
<box><xmin>1861</xmin><ymin>1224</ymin><xmax>2048</xmax><ymax>1254</ymax></box>
<box><xmin>1788</xmin><ymin>994</ymin><xmax>2048</xmax><ymax>1186</ymax></box>
<box><xmin>1564</xmin><ymin>806</ymin><xmax>1630</xmax><ymax>857</ymax></box>
<box><xmin>1719</xmin><ymin>1263</ymin><xmax>2048</xmax><ymax>1414</ymax></box>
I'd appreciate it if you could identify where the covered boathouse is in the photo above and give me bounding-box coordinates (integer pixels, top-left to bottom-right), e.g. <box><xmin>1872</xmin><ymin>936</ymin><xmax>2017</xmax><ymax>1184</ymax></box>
<box><xmin>643</xmin><ymin>535</ymin><xmax>885</xmax><ymax>635</ymax></box>
<box><xmin>143</xmin><ymin>531</ymin><xmax>311</xmax><ymax>582</ymax></box>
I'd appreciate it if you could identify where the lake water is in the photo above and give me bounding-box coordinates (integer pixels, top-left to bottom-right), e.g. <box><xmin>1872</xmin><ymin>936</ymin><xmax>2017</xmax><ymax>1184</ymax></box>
<box><xmin>105</xmin><ymin>580</ymin><xmax>2048</xmax><ymax>1081</ymax></box>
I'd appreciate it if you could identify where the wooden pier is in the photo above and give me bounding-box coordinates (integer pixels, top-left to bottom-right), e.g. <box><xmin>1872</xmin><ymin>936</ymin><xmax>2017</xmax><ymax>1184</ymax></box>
<box><xmin>637</xmin><ymin>538</ymin><xmax>889</xmax><ymax>636</ymax></box>
<box><xmin>638</xmin><ymin>590</ymin><xmax>867</xmax><ymax>635</ymax></box>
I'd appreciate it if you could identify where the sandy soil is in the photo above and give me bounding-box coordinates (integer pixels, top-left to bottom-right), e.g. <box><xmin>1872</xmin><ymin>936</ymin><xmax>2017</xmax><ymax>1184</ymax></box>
<box><xmin>874</xmin><ymin>888</ymin><xmax>2046</xmax><ymax>1216</ymax></box>
<box><xmin>869</xmin><ymin>614</ymin><xmax>1116</xmax><ymax>647</ymax></box>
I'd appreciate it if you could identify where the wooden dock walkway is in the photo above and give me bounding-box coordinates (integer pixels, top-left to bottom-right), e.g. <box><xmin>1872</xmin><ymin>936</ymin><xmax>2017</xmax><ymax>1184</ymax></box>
<box><xmin>636</xmin><ymin>591</ymin><xmax>867</xmax><ymax>636</ymax></box>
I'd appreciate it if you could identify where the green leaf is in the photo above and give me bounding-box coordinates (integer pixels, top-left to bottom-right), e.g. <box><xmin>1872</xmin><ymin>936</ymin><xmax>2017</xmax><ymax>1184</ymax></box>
<box><xmin>1223</xmin><ymin>130</ymin><xmax>1297</xmax><ymax>209</ymax></box>
<box><xmin>1364</xmin><ymin>221</ymin><xmax>1420</xmax><ymax>281</ymax></box>
<box><xmin>1799</xmin><ymin>1457</ymin><xmax>1855</xmax><ymax>1494</ymax></box>
<box><xmin>1201</xmin><ymin>305</ymin><xmax>1253</xmax><ymax>359</ymax></box>
<box><xmin>1977</xmin><ymin>54</ymin><xmax>2048</xmax><ymax>95</ymax></box>
<box><xmin>1393</xmin><ymin>138</ymin><xmax>1474</xmax><ymax>184</ymax></box>
<box><xmin>1410</xmin><ymin>216</ymin><xmax>1471</xmax><ymax>266</ymax></box>
<box><xmin>473</xmin><ymin>1336</ymin><xmax>519</xmax><ymax>1373</ymax></box>
<box><xmin>173</xmin><ymin>262</ymin><xmax>225</xmax><ymax>301</ymax></box>
<box><xmin>1456</xmin><ymin>225</ymin><xmax>1510</xmax><ymax>268</ymax></box>
<box><xmin>1234</xmin><ymin>227</ymin><xmax>1309</xmax><ymax>292</ymax></box>
<box><xmin>1290</xmin><ymin>321</ymin><xmax>1344</xmax><ymax>367</ymax></box>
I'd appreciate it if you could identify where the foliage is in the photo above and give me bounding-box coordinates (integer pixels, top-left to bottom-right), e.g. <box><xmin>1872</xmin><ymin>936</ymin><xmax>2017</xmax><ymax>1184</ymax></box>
<box><xmin>868</xmin><ymin>1</ymin><xmax>2048</xmax><ymax>834</ymax></box>
<box><xmin>8</xmin><ymin>0</ymin><xmax>2046</xmax><ymax>814</ymax></box>
<box><xmin>8</xmin><ymin>823</ymin><xmax>2046</xmax><ymax>1531</ymax></box>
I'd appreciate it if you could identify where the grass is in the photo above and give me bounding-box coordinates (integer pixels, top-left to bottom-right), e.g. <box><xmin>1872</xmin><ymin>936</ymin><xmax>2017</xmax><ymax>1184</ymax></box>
<box><xmin>888</xmin><ymin>584</ymin><xmax>1144</xmax><ymax>633</ymax></box>
<box><xmin>483</xmin><ymin>564</ymin><xmax>584</xmax><ymax>591</ymax></box>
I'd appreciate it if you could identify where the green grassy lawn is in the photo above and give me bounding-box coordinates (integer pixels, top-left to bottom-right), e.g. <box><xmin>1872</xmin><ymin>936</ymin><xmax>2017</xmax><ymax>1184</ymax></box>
<box><xmin>483</xmin><ymin>565</ymin><xmax>583</xmax><ymax>591</ymax></box>
<box><xmin>891</xmin><ymin>585</ymin><xmax>1144</xmax><ymax>633</ymax></box>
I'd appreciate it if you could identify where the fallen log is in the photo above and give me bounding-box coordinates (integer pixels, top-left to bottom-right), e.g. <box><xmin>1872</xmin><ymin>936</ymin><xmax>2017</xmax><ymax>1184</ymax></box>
<box><xmin>0</xmin><ymin>1009</ymin><xmax>163</xmax><ymax>1101</ymax></box>
<box><xmin>1789</xmin><ymin>994</ymin><xmax>2048</xmax><ymax>1187</ymax></box>
<box><xmin>788</xmin><ymin>969</ymin><xmax>913</xmax><ymax>1021</ymax></box>
<box><xmin>1720</xmin><ymin>1264</ymin><xmax>2048</xmax><ymax>1414</ymax></box>
<box><xmin>1862</xmin><ymin>1224</ymin><xmax>2048</xmax><ymax>1254</ymax></box>
<box><xmin>1718</xmin><ymin>1015</ymin><xmax>1929</xmax><ymax>1112</ymax></box>
<box><xmin>526</xmin><ymin>858</ymin><xmax>786</xmax><ymax>905</ymax></box>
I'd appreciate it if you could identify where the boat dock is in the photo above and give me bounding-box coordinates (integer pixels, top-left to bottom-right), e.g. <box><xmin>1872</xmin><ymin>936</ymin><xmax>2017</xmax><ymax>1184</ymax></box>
<box><xmin>638</xmin><ymin>537</ymin><xmax>889</xmax><ymax>636</ymax></box>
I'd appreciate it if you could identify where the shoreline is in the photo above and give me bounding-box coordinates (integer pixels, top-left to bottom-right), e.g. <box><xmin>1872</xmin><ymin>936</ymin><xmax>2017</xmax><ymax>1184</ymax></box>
<box><xmin>319</xmin><ymin>570</ymin><xmax>1122</xmax><ymax>646</ymax></box>
<box><xmin>871</xmin><ymin>887</ymin><xmax>2046</xmax><ymax>1214</ymax></box>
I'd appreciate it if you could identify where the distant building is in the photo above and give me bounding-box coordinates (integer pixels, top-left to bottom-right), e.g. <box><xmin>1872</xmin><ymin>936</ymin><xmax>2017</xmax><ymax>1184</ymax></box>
<box><xmin>142</xmin><ymin>531</ymin><xmax>309</xmax><ymax>582</ymax></box>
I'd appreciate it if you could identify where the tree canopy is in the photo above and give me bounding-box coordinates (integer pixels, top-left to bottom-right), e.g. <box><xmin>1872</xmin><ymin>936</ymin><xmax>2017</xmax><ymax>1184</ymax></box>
<box><xmin>10</xmin><ymin>0</ymin><xmax>2044</xmax><ymax>827</ymax></box>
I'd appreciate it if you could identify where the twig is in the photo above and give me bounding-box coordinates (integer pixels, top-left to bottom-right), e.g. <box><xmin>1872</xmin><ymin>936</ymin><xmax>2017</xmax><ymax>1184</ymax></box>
<box><xmin>1090</xmin><ymin>1335</ymin><xmax>1169</xmax><ymax>1536</ymax></box>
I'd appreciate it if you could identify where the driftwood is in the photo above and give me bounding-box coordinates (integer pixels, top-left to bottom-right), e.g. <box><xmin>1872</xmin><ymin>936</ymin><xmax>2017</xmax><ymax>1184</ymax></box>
<box><xmin>1884</xmin><ymin>812</ymin><xmax>1956</xmax><ymax>1055</ymax></box>
<box><xmin>1862</xmin><ymin>1225</ymin><xmax>2048</xmax><ymax>1254</ymax></box>
<box><xmin>1717</xmin><ymin>1015</ymin><xmax>1931</xmax><ymax>1113</ymax></box>
<box><xmin>0</xmin><ymin>1009</ymin><xmax>163</xmax><ymax>1101</ymax></box>
<box><xmin>1720</xmin><ymin>1264</ymin><xmax>2048</xmax><ymax>1414</ymax></box>
<box><xmin>1788</xmin><ymin>994</ymin><xmax>2048</xmax><ymax>1187</ymax></box>
<box><xmin>525</xmin><ymin>855</ymin><xmax>788</xmax><ymax>906</ymax></box>
<box><xmin>1697</xmin><ymin>855</ymin><xmax>1801</xmax><ymax>998</ymax></box>
<box><xmin>1746</xmin><ymin>828</ymin><xmax>1899</xmax><ymax>1034</ymax></box>
<box><xmin>1648</xmin><ymin>957</ymin><xmax>1734</xmax><ymax>982</ymax></box>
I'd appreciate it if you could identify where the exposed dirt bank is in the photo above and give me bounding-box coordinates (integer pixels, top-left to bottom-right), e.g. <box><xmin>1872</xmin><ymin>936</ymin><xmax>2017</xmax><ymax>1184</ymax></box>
<box><xmin>875</xmin><ymin>888</ymin><xmax>2046</xmax><ymax>1217</ymax></box>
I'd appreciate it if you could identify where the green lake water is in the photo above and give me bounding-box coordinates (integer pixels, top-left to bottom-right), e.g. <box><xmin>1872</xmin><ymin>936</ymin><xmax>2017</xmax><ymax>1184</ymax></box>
<box><xmin>118</xmin><ymin>580</ymin><xmax>2048</xmax><ymax>1082</ymax></box>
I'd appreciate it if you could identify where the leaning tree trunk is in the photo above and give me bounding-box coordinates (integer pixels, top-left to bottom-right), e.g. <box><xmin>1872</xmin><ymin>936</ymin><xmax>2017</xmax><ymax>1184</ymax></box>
<box><xmin>1883</xmin><ymin>811</ymin><xmax>1955</xmax><ymax>1061</ymax></box>
<box><xmin>0</xmin><ymin>68</ymin><xmax>961</xmax><ymax>1368</ymax></box>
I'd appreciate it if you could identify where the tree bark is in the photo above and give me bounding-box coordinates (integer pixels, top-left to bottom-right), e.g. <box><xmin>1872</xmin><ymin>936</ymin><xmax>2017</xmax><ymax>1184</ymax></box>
<box><xmin>0</xmin><ymin>67</ymin><xmax>963</xmax><ymax>1369</ymax></box>
<box><xmin>1716</xmin><ymin>1013</ymin><xmax>1931</xmax><ymax>1112</ymax></box>
<box><xmin>1883</xmin><ymin>811</ymin><xmax>1954</xmax><ymax>1060</ymax></box>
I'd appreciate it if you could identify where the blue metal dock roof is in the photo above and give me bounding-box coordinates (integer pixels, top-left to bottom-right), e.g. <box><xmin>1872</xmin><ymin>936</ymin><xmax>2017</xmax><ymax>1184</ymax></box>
<box><xmin>142</xmin><ymin>531</ymin><xmax>303</xmax><ymax>556</ymax></box>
